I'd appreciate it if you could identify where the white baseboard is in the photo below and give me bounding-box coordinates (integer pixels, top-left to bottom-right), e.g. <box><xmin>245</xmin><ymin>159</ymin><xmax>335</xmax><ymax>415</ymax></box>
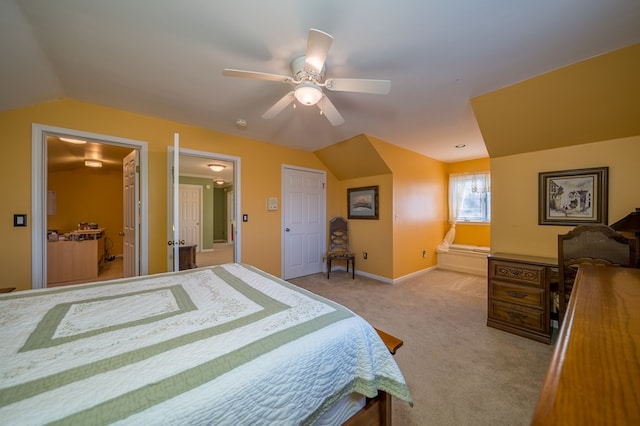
<box><xmin>329</xmin><ymin>265</ymin><xmax>439</xmax><ymax>284</ymax></box>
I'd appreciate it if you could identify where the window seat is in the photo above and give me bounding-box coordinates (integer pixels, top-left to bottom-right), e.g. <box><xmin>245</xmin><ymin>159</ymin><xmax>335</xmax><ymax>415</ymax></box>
<box><xmin>436</xmin><ymin>244</ymin><xmax>490</xmax><ymax>276</ymax></box>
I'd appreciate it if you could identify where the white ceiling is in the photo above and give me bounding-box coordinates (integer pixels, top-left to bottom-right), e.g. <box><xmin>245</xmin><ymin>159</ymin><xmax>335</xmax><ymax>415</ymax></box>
<box><xmin>2</xmin><ymin>1</ymin><xmax>640</xmax><ymax>163</ymax></box>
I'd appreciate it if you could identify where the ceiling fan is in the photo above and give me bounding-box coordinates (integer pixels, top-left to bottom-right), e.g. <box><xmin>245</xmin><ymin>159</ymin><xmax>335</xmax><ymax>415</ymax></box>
<box><xmin>222</xmin><ymin>29</ymin><xmax>391</xmax><ymax>126</ymax></box>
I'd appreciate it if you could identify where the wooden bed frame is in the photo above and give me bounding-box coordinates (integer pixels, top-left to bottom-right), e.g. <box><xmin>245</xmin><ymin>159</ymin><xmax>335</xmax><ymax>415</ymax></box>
<box><xmin>343</xmin><ymin>328</ymin><xmax>404</xmax><ymax>426</ymax></box>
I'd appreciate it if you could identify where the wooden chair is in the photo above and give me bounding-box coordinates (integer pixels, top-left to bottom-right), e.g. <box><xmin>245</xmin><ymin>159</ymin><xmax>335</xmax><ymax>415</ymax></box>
<box><xmin>327</xmin><ymin>216</ymin><xmax>355</xmax><ymax>279</ymax></box>
<box><xmin>557</xmin><ymin>224</ymin><xmax>636</xmax><ymax>324</ymax></box>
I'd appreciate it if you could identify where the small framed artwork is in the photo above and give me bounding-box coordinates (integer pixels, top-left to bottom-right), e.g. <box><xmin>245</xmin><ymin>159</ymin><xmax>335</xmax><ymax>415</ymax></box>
<box><xmin>538</xmin><ymin>167</ymin><xmax>608</xmax><ymax>226</ymax></box>
<box><xmin>348</xmin><ymin>185</ymin><xmax>379</xmax><ymax>220</ymax></box>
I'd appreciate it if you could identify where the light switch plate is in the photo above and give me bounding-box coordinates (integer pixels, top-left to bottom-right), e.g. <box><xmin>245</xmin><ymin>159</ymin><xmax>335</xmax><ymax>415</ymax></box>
<box><xmin>14</xmin><ymin>214</ymin><xmax>27</xmax><ymax>227</ymax></box>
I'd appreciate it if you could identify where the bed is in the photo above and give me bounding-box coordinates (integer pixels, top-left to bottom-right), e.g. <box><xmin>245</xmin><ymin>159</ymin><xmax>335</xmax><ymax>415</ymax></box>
<box><xmin>0</xmin><ymin>263</ymin><xmax>412</xmax><ymax>425</ymax></box>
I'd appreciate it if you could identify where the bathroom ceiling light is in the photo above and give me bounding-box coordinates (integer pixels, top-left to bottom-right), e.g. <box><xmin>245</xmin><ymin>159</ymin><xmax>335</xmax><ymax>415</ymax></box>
<box><xmin>60</xmin><ymin>137</ymin><xmax>87</xmax><ymax>144</ymax></box>
<box><xmin>215</xmin><ymin>179</ymin><xmax>225</xmax><ymax>185</ymax></box>
<box><xmin>208</xmin><ymin>164</ymin><xmax>225</xmax><ymax>172</ymax></box>
<box><xmin>84</xmin><ymin>160</ymin><xmax>103</xmax><ymax>168</ymax></box>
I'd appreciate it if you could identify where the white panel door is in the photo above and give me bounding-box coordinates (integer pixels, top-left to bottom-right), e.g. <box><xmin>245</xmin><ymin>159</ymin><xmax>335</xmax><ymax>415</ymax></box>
<box><xmin>122</xmin><ymin>150</ymin><xmax>138</xmax><ymax>278</ymax></box>
<box><xmin>179</xmin><ymin>184</ymin><xmax>201</xmax><ymax>249</ymax></box>
<box><xmin>283</xmin><ymin>167</ymin><xmax>325</xmax><ymax>279</ymax></box>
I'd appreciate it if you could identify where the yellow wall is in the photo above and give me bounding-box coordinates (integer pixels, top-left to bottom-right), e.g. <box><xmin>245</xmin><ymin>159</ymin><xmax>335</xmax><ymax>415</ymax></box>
<box><xmin>0</xmin><ymin>99</ymin><xmax>332</xmax><ymax>290</ymax></box>
<box><xmin>472</xmin><ymin>43</ymin><xmax>640</xmax><ymax>158</ymax></box>
<box><xmin>491</xmin><ymin>136</ymin><xmax>640</xmax><ymax>259</ymax></box>
<box><xmin>446</xmin><ymin>157</ymin><xmax>491</xmax><ymax>247</ymax></box>
<box><xmin>47</xmin><ymin>168</ymin><xmax>123</xmax><ymax>254</ymax></box>
<box><xmin>338</xmin><ymin>175</ymin><xmax>394</xmax><ymax>278</ymax></box>
<box><xmin>369</xmin><ymin>137</ymin><xmax>448</xmax><ymax>278</ymax></box>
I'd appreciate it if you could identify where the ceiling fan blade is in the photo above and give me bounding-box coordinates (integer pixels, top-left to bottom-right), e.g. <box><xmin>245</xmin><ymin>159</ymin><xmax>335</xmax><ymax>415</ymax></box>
<box><xmin>223</xmin><ymin>68</ymin><xmax>292</xmax><ymax>83</ymax></box>
<box><xmin>262</xmin><ymin>92</ymin><xmax>295</xmax><ymax>119</ymax></box>
<box><xmin>318</xmin><ymin>94</ymin><xmax>344</xmax><ymax>126</ymax></box>
<box><xmin>305</xmin><ymin>29</ymin><xmax>333</xmax><ymax>74</ymax></box>
<box><xmin>325</xmin><ymin>78</ymin><xmax>391</xmax><ymax>95</ymax></box>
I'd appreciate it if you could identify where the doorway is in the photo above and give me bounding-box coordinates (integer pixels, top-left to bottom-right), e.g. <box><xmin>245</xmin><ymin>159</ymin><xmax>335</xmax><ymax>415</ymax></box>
<box><xmin>31</xmin><ymin>124</ymin><xmax>149</xmax><ymax>289</ymax></box>
<box><xmin>168</xmin><ymin>147</ymin><xmax>240</xmax><ymax>271</ymax></box>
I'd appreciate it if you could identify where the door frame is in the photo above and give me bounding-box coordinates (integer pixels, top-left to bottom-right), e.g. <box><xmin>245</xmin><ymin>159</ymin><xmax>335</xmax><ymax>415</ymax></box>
<box><xmin>31</xmin><ymin>123</ymin><xmax>149</xmax><ymax>289</ymax></box>
<box><xmin>226</xmin><ymin>190</ymin><xmax>234</xmax><ymax>243</ymax></box>
<box><xmin>167</xmin><ymin>147</ymin><xmax>241</xmax><ymax>270</ymax></box>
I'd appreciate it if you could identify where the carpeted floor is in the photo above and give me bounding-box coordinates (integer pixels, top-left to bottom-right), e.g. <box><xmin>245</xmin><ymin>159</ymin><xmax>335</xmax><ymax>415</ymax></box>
<box><xmin>289</xmin><ymin>268</ymin><xmax>555</xmax><ymax>426</ymax></box>
<box><xmin>196</xmin><ymin>243</ymin><xmax>234</xmax><ymax>266</ymax></box>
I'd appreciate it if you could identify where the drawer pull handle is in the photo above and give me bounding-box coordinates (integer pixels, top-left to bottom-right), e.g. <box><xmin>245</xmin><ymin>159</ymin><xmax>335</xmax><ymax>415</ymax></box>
<box><xmin>507</xmin><ymin>311</ymin><xmax>528</xmax><ymax>320</ymax></box>
<box><xmin>506</xmin><ymin>290</ymin><xmax>527</xmax><ymax>299</ymax></box>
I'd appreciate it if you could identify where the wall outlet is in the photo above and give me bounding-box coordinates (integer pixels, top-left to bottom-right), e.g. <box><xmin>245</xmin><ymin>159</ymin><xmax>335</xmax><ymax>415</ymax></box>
<box><xmin>363</xmin><ymin>252</ymin><xmax>368</xmax><ymax>259</ymax></box>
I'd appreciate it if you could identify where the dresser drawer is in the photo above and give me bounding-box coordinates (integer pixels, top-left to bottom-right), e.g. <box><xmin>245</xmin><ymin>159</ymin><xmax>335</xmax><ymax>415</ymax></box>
<box><xmin>490</xmin><ymin>260</ymin><xmax>546</xmax><ymax>287</ymax></box>
<box><xmin>490</xmin><ymin>281</ymin><xmax>545</xmax><ymax>309</ymax></box>
<box><xmin>488</xmin><ymin>300</ymin><xmax>546</xmax><ymax>333</ymax></box>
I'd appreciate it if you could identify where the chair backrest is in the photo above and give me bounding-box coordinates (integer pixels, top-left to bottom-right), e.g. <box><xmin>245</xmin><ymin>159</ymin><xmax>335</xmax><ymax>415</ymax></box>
<box><xmin>558</xmin><ymin>224</ymin><xmax>635</xmax><ymax>268</ymax></box>
<box><xmin>328</xmin><ymin>216</ymin><xmax>350</xmax><ymax>253</ymax></box>
<box><xmin>557</xmin><ymin>224</ymin><xmax>636</xmax><ymax>323</ymax></box>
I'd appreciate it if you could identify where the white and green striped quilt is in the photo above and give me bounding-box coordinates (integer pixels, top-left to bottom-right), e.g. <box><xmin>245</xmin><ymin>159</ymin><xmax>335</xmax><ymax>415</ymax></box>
<box><xmin>0</xmin><ymin>263</ymin><xmax>411</xmax><ymax>425</ymax></box>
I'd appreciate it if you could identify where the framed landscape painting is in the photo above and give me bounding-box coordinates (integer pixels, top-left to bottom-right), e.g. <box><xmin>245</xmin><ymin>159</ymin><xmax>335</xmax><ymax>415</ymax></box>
<box><xmin>348</xmin><ymin>186</ymin><xmax>379</xmax><ymax>220</ymax></box>
<box><xmin>538</xmin><ymin>167</ymin><xmax>608</xmax><ymax>226</ymax></box>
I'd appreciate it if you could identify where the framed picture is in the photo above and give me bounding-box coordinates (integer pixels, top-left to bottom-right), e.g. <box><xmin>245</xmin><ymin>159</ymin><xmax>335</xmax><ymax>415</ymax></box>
<box><xmin>538</xmin><ymin>167</ymin><xmax>608</xmax><ymax>225</ymax></box>
<box><xmin>348</xmin><ymin>185</ymin><xmax>379</xmax><ymax>220</ymax></box>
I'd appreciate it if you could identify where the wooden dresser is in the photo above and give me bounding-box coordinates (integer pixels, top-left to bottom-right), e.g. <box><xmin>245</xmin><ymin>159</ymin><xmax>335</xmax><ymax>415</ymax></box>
<box><xmin>531</xmin><ymin>265</ymin><xmax>640</xmax><ymax>424</ymax></box>
<box><xmin>179</xmin><ymin>244</ymin><xmax>197</xmax><ymax>270</ymax></box>
<box><xmin>487</xmin><ymin>253</ymin><xmax>558</xmax><ymax>344</ymax></box>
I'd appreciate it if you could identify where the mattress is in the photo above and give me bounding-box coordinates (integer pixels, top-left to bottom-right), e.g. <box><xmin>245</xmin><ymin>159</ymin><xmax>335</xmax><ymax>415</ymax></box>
<box><xmin>0</xmin><ymin>263</ymin><xmax>411</xmax><ymax>425</ymax></box>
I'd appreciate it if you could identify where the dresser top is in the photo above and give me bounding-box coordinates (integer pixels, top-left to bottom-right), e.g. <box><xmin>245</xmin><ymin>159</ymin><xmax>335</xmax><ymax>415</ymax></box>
<box><xmin>490</xmin><ymin>252</ymin><xmax>557</xmax><ymax>267</ymax></box>
<box><xmin>532</xmin><ymin>265</ymin><xmax>640</xmax><ymax>424</ymax></box>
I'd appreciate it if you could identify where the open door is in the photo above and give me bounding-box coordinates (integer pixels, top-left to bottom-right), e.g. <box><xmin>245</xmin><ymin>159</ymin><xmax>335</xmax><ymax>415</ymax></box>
<box><xmin>122</xmin><ymin>150</ymin><xmax>139</xmax><ymax>277</ymax></box>
<box><xmin>167</xmin><ymin>134</ymin><xmax>181</xmax><ymax>271</ymax></box>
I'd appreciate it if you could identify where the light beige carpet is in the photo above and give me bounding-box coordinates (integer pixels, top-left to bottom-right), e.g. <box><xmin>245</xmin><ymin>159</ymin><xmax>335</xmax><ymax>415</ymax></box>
<box><xmin>289</xmin><ymin>268</ymin><xmax>554</xmax><ymax>426</ymax></box>
<box><xmin>197</xmin><ymin>243</ymin><xmax>234</xmax><ymax>267</ymax></box>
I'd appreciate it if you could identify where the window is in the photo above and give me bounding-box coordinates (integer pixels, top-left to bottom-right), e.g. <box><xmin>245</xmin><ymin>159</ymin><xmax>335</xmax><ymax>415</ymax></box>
<box><xmin>449</xmin><ymin>172</ymin><xmax>491</xmax><ymax>223</ymax></box>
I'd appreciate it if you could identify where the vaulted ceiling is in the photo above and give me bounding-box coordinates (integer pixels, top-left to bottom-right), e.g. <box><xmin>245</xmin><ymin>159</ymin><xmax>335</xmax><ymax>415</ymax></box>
<box><xmin>2</xmin><ymin>1</ymin><xmax>639</xmax><ymax>163</ymax></box>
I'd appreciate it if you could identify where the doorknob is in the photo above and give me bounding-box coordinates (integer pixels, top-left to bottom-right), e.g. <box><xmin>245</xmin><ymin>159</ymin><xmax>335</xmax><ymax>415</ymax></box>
<box><xmin>285</xmin><ymin>228</ymin><xmax>290</xmax><ymax>232</ymax></box>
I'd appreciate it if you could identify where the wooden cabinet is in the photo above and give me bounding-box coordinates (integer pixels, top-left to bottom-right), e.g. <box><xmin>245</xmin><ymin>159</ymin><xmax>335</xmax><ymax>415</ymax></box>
<box><xmin>48</xmin><ymin>237</ymin><xmax>105</xmax><ymax>284</ymax></box>
<box><xmin>487</xmin><ymin>253</ymin><xmax>557</xmax><ymax>344</ymax></box>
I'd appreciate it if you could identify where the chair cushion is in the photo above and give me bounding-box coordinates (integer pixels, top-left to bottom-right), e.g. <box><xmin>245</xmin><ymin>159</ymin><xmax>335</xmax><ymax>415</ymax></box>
<box><xmin>327</xmin><ymin>252</ymin><xmax>354</xmax><ymax>259</ymax></box>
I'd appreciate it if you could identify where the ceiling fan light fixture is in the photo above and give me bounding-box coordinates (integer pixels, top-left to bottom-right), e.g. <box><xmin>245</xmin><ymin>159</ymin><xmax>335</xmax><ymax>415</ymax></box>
<box><xmin>208</xmin><ymin>164</ymin><xmax>226</xmax><ymax>172</ymax></box>
<box><xmin>294</xmin><ymin>82</ymin><xmax>323</xmax><ymax>106</ymax></box>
